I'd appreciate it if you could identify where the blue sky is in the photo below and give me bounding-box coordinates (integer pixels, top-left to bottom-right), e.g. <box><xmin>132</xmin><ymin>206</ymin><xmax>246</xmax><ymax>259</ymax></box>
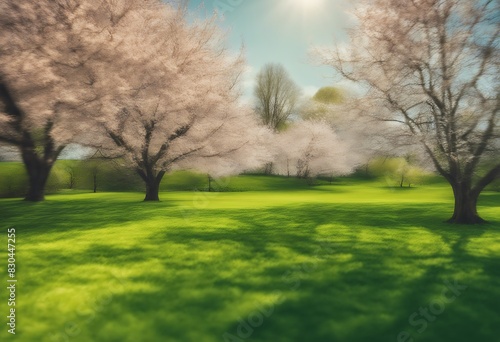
<box><xmin>186</xmin><ymin>0</ymin><xmax>353</xmax><ymax>101</ymax></box>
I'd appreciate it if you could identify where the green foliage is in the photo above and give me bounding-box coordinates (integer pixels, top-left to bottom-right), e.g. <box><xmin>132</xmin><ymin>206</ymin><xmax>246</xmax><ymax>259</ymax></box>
<box><xmin>46</xmin><ymin>163</ymin><xmax>69</xmax><ymax>193</ymax></box>
<box><xmin>0</xmin><ymin>162</ymin><xmax>344</xmax><ymax>197</ymax></box>
<box><xmin>487</xmin><ymin>179</ymin><xmax>500</xmax><ymax>192</ymax></box>
<box><xmin>0</xmin><ymin>183</ymin><xmax>499</xmax><ymax>341</ymax></box>
<box><xmin>0</xmin><ymin>159</ymin><xmax>494</xmax><ymax>198</ymax></box>
<box><xmin>312</xmin><ymin>86</ymin><xmax>345</xmax><ymax>104</ymax></box>
<box><xmin>0</xmin><ymin>160</ymin><xmax>145</xmax><ymax>197</ymax></box>
<box><xmin>301</xmin><ymin>86</ymin><xmax>346</xmax><ymax>121</ymax></box>
<box><xmin>368</xmin><ymin>157</ymin><xmax>431</xmax><ymax>187</ymax></box>
<box><xmin>0</xmin><ymin>162</ymin><xmax>27</xmax><ymax>197</ymax></box>
<box><xmin>161</xmin><ymin>171</ymin><xmax>208</xmax><ymax>191</ymax></box>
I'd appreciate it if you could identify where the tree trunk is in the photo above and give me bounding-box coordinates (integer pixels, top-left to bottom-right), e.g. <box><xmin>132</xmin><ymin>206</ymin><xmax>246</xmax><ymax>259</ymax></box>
<box><xmin>142</xmin><ymin>170</ymin><xmax>165</xmax><ymax>202</ymax></box>
<box><xmin>93</xmin><ymin>171</ymin><xmax>97</xmax><ymax>193</ymax></box>
<box><xmin>264</xmin><ymin>162</ymin><xmax>273</xmax><ymax>175</ymax></box>
<box><xmin>68</xmin><ymin>170</ymin><xmax>75</xmax><ymax>189</ymax></box>
<box><xmin>448</xmin><ymin>182</ymin><xmax>485</xmax><ymax>224</ymax></box>
<box><xmin>22</xmin><ymin>150</ymin><xmax>53</xmax><ymax>202</ymax></box>
<box><xmin>144</xmin><ymin>181</ymin><xmax>160</xmax><ymax>201</ymax></box>
<box><xmin>208</xmin><ymin>174</ymin><xmax>212</xmax><ymax>192</ymax></box>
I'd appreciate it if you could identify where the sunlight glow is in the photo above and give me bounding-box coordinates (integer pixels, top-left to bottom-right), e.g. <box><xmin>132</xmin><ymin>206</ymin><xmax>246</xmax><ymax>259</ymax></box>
<box><xmin>288</xmin><ymin>0</ymin><xmax>325</xmax><ymax>12</ymax></box>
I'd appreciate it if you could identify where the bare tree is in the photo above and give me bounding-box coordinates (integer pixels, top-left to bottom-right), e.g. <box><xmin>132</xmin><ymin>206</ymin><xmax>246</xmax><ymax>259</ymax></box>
<box><xmin>64</xmin><ymin>165</ymin><xmax>76</xmax><ymax>190</ymax></box>
<box><xmin>254</xmin><ymin>63</ymin><xmax>301</xmax><ymax>131</ymax></box>
<box><xmin>85</xmin><ymin>149</ymin><xmax>113</xmax><ymax>193</ymax></box>
<box><xmin>319</xmin><ymin>0</ymin><xmax>499</xmax><ymax>224</ymax></box>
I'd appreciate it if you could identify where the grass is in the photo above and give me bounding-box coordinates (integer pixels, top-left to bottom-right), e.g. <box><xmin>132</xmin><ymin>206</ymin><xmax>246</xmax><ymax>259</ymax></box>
<box><xmin>0</xmin><ymin>177</ymin><xmax>499</xmax><ymax>342</ymax></box>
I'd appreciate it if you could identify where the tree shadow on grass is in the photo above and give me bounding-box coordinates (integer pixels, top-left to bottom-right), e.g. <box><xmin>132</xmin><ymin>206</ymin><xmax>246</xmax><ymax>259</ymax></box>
<box><xmin>158</xmin><ymin>202</ymin><xmax>497</xmax><ymax>342</ymax></box>
<box><xmin>3</xmin><ymin>195</ymin><xmax>499</xmax><ymax>341</ymax></box>
<box><xmin>67</xmin><ymin>201</ymin><xmax>497</xmax><ymax>342</ymax></box>
<box><xmin>1</xmin><ymin>195</ymin><xmax>193</xmax><ymax>238</ymax></box>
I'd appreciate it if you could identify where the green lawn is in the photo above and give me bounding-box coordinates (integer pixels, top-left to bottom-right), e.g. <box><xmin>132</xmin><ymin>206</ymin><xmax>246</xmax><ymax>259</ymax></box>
<box><xmin>1</xmin><ymin>178</ymin><xmax>499</xmax><ymax>342</ymax></box>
